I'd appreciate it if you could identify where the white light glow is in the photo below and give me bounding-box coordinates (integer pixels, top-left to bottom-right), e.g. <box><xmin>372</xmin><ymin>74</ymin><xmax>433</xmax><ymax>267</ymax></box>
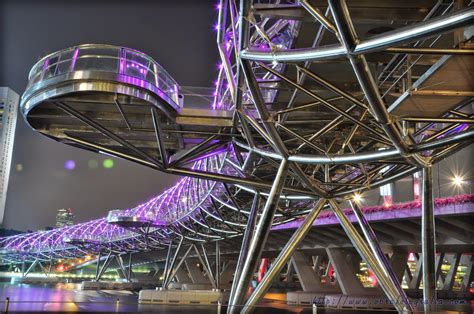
<box><xmin>452</xmin><ymin>175</ymin><xmax>464</xmax><ymax>187</ymax></box>
<box><xmin>352</xmin><ymin>193</ymin><xmax>363</xmax><ymax>203</ymax></box>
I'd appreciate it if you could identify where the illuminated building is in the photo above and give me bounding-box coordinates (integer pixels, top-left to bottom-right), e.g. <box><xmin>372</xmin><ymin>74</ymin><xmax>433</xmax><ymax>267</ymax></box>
<box><xmin>55</xmin><ymin>208</ymin><xmax>75</xmax><ymax>228</ymax></box>
<box><xmin>0</xmin><ymin>88</ymin><xmax>19</xmax><ymax>226</ymax></box>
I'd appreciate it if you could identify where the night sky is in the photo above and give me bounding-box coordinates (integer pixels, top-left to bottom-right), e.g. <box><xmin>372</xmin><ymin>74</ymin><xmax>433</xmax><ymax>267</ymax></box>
<box><xmin>0</xmin><ymin>0</ymin><xmax>219</xmax><ymax>230</ymax></box>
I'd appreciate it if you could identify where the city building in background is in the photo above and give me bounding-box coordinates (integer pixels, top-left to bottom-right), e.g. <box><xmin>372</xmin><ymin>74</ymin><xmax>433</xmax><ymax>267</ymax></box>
<box><xmin>55</xmin><ymin>208</ymin><xmax>74</xmax><ymax>228</ymax></box>
<box><xmin>0</xmin><ymin>88</ymin><xmax>19</xmax><ymax>227</ymax></box>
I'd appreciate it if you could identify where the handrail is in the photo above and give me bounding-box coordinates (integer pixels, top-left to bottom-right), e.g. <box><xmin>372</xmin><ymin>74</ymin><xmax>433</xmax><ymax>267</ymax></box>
<box><xmin>26</xmin><ymin>44</ymin><xmax>180</xmax><ymax>108</ymax></box>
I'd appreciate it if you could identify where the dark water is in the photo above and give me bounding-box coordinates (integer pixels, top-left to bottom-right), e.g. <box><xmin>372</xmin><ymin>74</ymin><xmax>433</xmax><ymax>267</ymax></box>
<box><xmin>0</xmin><ymin>283</ymin><xmax>472</xmax><ymax>313</ymax></box>
<box><xmin>0</xmin><ymin>283</ymin><xmax>304</xmax><ymax>313</ymax></box>
<box><xmin>0</xmin><ymin>283</ymin><xmax>138</xmax><ymax>312</ymax></box>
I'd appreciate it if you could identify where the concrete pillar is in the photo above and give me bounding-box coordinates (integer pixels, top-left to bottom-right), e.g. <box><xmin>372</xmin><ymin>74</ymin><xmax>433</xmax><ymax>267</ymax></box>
<box><xmin>312</xmin><ymin>255</ymin><xmax>322</xmax><ymax>273</ymax></box>
<box><xmin>435</xmin><ymin>253</ymin><xmax>445</xmax><ymax>288</ymax></box>
<box><xmin>149</xmin><ymin>264</ymin><xmax>160</xmax><ymax>277</ymax></box>
<box><xmin>291</xmin><ymin>251</ymin><xmax>322</xmax><ymax>292</ymax></box>
<box><xmin>286</xmin><ymin>261</ymin><xmax>294</xmax><ymax>283</ymax></box>
<box><xmin>175</xmin><ymin>267</ymin><xmax>191</xmax><ymax>284</ymax></box>
<box><xmin>185</xmin><ymin>258</ymin><xmax>208</xmax><ymax>284</ymax></box>
<box><xmin>442</xmin><ymin>253</ymin><xmax>461</xmax><ymax>291</ymax></box>
<box><xmin>322</xmin><ymin>260</ymin><xmax>332</xmax><ymax>284</ymax></box>
<box><xmin>326</xmin><ymin>248</ymin><xmax>367</xmax><ymax>295</ymax></box>
<box><xmin>389</xmin><ymin>250</ymin><xmax>407</xmax><ymax>283</ymax></box>
<box><xmin>459</xmin><ymin>254</ymin><xmax>473</xmax><ymax>292</ymax></box>
<box><xmin>437</xmin><ymin>255</ymin><xmax>449</xmax><ymax>288</ymax></box>
<box><xmin>220</xmin><ymin>261</ymin><xmax>236</xmax><ymax>287</ymax></box>
<box><xmin>408</xmin><ymin>253</ymin><xmax>423</xmax><ymax>290</ymax></box>
<box><xmin>116</xmin><ymin>268</ymin><xmax>127</xmax><ymax>279</ymax></box>
<box><xmin>404</xmin><ymin>265</ymin><xmax>412</xmax><ymax>285</ymax></box>
<box><xmin>422</xmin><ymin>166</ymin><xmax>437</xmax><ymax>312</ymax></box>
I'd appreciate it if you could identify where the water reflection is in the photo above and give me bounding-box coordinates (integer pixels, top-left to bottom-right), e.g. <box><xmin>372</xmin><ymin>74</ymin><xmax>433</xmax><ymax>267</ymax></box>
<box><xmin>0</xmin><ymin>283</ymin><xmax>138</xmax><ymax>312</ymax></box>
<box><xmin>1</xmin><ymin>283</ymin><xmax>470</xmax><ymax>313</ymax></box>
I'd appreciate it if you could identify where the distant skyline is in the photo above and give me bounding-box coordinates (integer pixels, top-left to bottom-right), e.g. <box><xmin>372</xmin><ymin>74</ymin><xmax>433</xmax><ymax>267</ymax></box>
<box><xmin>0</xmin><ymin>0</ymin><xmax>219</xmax><ymax>230</ymax></box>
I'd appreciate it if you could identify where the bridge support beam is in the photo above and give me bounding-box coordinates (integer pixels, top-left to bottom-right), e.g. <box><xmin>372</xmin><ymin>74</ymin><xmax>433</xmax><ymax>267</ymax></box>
<box><xmin>291</xmin><ymin>251</ymin><xmax>323</xmax><ymax>292</ymax></box>
<box><xmin>329</xmin><ymin>199</ymin><xmax>411</xmax><ymax>313</ymax></box>
<box><xmin>442</xmin><ymin>253</ymin><xmax>461</xmax><ymax>291</ymax></box>
<box><xmin>185</xmin><ymin>258</ymin><xmax>208</xmax><ymax>284</ymax></box>
<box><xmin>422</xmin><ymin>166</ymin><xmax>436</xmax><ymax>312</ymax></box>
<box><xmin>165</xmin><ymin>245</ymin><xmax>193</xmax><ymax>288</ymax></box>
<box><xmin>127</xmin><ymin>253</ymin><xmax>133</xmax><ymax>282</ymax></box>
<box><xmin>163</xmin><ymin>237</ymin><xmax>184</xmax><ymax>288</ymax></box>
<box><xmin>242</xmin><ymin>198</ymin><xmax>326</xmax><ymax>313</ymax></box>
<box><xmin>96</xmin><ymin>251</ymin><xmax>114</xmax><ymax>282</ymax></box>
<box><xmin>220</xmin><ymin>261</ymin><xmax>236</xmax><ymax>288</ymax></box>
<box><xmin>228</xmin><ymin>159</ymin><xmax>289</xmax><ymax>313</ymax></box>
<box><xmin>95</xmin><ymin>251</ymin><xmax>102</xmax><ymax>280</ymax></box>
<box><xmin>285</xmin><ymin>261</ymin><xmax>294</xmax><ymax>283</ymax></box>
<box><xmin>22</xmin><ymin>259</ymin><xmax>38</xmax><ymax>278</ymax></box>
<box><xmin>350</xmin><ymin>200</ymin><xmax>412</xmax><ymax>310</ymax></box>
<box><xmin>162</xmin><ymin>241</ymin><xmax>173</xmax><ymax>286</ymax></box>
<box><xmin>228</xmin><ymin>193</ymin><xmax>259</xmax><ymax>306</ymax></box>
<box><xmin>38</xmin><ymin>261</ymin><xmax>51</xmax><ymax>277</ymax></box>
<box><xmin>408</xmin><ymin>253</ymin><xmax>422</xmax><ymax>289</ymax></box>
<box><xmin>116</xmin><ymin>255</ymin><xmax>130</xmax><ymax>282</ymax></box>
<box><xmin>326</xmin><ymin>248</ymin><xmax>366</xmax><ymax>295</ymax></box>
<box><xmin>459</xmin><ymin>255</ymin><xmax>473</xmax><ymax>292</ymax></box>
<box><xmin>215</xmin><ymin>241</ymin><xmax>221</xmax><ymax>290</ymax></box>
<box><xmin>175</xmin><ymin>268</ymin><xmax>190</xmax><ymax>284</ymax></box>
<box><xmin>389</xmin><ymin>250</ymin><xmax>408</xmax><ymax>284</ymax></box>
<box><xmin>193</xmin><ymin>244</ymin><xmax>216</xmax><ymax>289</ymax></box>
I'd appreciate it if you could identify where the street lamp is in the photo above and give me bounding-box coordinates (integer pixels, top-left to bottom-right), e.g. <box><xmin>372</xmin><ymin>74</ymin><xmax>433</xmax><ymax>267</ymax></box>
<box><xmin>352</xmin><ymin>193</ymin><xmax>363</xmax><ymax>204</ymax></box>
<box><xmin>452</xmin><ymin>175</ymin><xmax>464</xmax><ymax>187</ymax></box>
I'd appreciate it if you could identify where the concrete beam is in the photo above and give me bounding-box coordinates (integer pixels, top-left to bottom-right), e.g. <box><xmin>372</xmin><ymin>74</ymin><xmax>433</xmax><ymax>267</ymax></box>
<box><xmin>175</xmin><ymin>268</ymin><xmax>191</xmax><ymax>284</ymax></box>
<box><xmin>291</xmin><ymin>251</ymin><xmax>322</xmax><ymax>292</ymax></box>
<box><xmin>389</xmin><ymin>249</ymin><xmax>407</xmax><ymax>283</ymax></box>
<box><xmin>408</xmin><ymin>253</ymin><xmax>423</xmax><ymax>290</ymax></box>
<box><xmin>326</xmin><ymin>248</ymin><xmax>367</xmax><ymax>295</ymax></box>
<box><xmin>459</xmin><ymin>255</ymin><xmax>473</xmax><ymax>292</ymax></box>
<box><xmin>220</xmin><ymin>261</ymin><xmax>236</xmax><ymax>288</ymax></box>
<box><xmin>185</xmin><ymin>258</ymin><xmax>209</xmax><ymax>284</ymax></box>
<box><xmin>442</xmin><ymin>253</ymin><xmax>461</xmax><ymax>291</ymax></box>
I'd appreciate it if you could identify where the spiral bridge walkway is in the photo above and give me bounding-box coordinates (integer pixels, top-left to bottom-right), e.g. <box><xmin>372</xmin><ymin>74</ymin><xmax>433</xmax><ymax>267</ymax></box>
<box><xmin>1</xmin><ymin>1</ymin><xmax>474</xmax><ymax>312</ymax></box>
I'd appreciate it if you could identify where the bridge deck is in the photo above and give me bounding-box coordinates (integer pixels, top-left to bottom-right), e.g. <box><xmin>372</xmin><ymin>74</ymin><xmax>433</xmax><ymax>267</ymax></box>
<box><xmin>389</xmin><ymin>44</ymin><xmax>474</xmax><ymax>116</ymax></box>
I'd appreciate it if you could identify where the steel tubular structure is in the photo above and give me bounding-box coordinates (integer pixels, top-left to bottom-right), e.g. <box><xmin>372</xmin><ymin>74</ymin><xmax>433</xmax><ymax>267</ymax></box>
<box><xmin>0</xmin><ymin>1</ymin><xmax>473</xmax><ymax>313</ymax></box>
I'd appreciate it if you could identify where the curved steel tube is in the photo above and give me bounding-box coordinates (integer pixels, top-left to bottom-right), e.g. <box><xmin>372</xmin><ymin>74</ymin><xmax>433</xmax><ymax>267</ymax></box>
<box><xmin>241</xmin><ymin>7</ymin><xmax>473</xmax><ymax>62</ymax></box>
<box><xmin>0</xmin><ymin>10</ymin><xmax>472</xmax><ymax>312</ymax></box>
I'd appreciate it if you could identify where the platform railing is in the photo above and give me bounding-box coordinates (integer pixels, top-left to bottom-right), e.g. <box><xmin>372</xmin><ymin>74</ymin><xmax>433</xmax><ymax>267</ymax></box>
<box><xmin>26</xmin><ymin>44</ymin><xmax>180</xmax><ymax>107</ymax></box>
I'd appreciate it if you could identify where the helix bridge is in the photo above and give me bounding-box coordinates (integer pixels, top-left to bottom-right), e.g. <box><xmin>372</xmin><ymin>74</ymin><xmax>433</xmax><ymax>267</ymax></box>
<box><xmin>0</xmin><ymin>1</ymin><xmax>473</xmax><ymax>312</ymax></box>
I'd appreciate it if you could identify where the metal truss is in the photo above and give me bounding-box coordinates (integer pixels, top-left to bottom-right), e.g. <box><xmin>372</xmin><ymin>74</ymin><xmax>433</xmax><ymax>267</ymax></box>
<box><xmin>1</xmin><ymin>1</ymin><xmax>473</xmax><ymax>313</ymax></box>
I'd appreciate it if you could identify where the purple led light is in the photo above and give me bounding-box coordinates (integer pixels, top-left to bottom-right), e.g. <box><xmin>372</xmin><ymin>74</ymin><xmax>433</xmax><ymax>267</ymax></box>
<box><xmin>0</xmin><ymin>1</ymin><xmax>304</xmax><ymax>257</ymax></box>
<box><xmin>435</xmin><ymin>123</ymin><xmax>468</xmax><ymax>139</ymax></box>
<box><xmin>69</xmin><ymin>48</ymin><xmax>79</xmax><ymax>72</ymax></box>
<box><xmin>41</xmin><ymin>58</ymin><xmax>50</xmax><ymax>73</ymax></box>
<box><xmin>64</xmin><ymin>160</ymin><xmax>76</xmax><ymax>170</ymax></box>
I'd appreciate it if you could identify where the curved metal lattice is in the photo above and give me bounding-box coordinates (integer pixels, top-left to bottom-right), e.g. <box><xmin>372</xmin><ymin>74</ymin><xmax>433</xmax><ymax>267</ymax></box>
<box><xmin>0</xmin><ymin>4</ymin><xmax>472</xmax><ymax>308</ymax></box>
